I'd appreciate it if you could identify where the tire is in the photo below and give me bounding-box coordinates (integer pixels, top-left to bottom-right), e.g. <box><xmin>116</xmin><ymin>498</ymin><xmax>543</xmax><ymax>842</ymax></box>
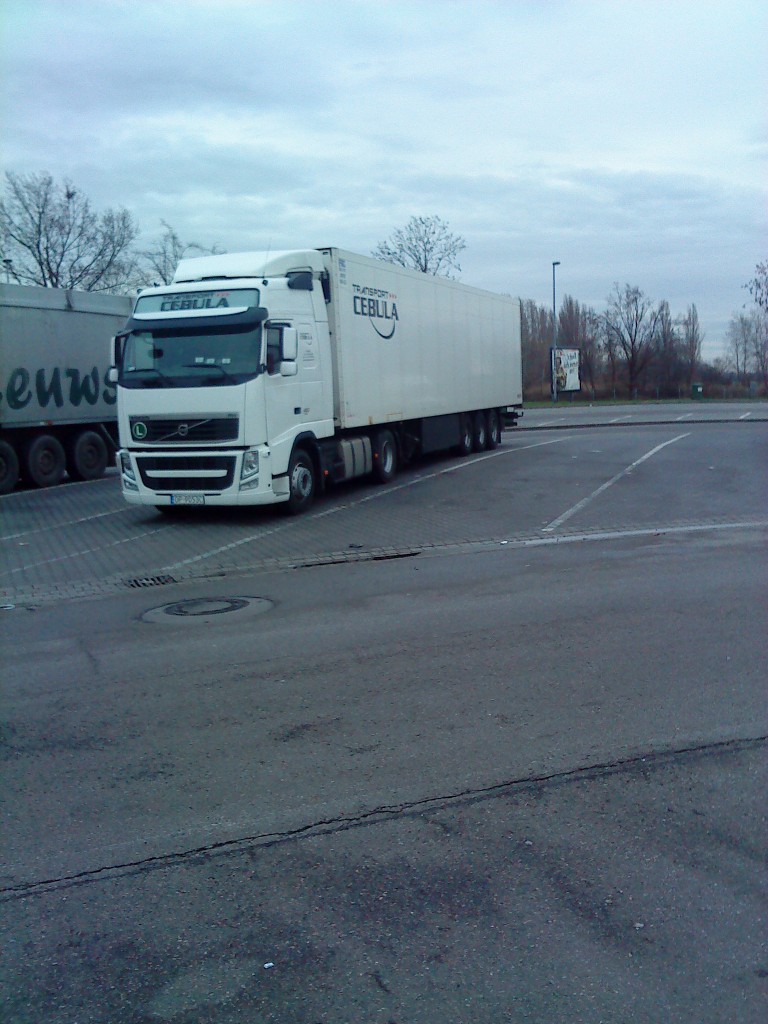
<box><xmin>286</xmin><ymin>447</ymin><xmax>316</xmax><ymax>514</ymax></box>
<box><xmin>67</xmin><ymin>430</ymin><xmax>109</xmax><ymax>481</ymax></box>
<box><xmin>472</xmin><ymin>411</ymin><xmax>487</xmax><ymax>452</ymax></box>
<box><xmin>24</xmin><ymin>434</ymin><xmax>66</xmax><ymax>488</ymax></box>
<box><xmin>486</xmin><ymin>409</ymin><xmax>501</xmax><ymax>449</ymax></box>
<box><xmin>457</xmin><ymin>414</ymin><xmax>473</xmax><ymax>456</ymax></box>
<box><xmin>372</xmin><ymin>429</ymin><xmax>398</xmax><ymax>483</ymax></box>
<box><xmin>0</xmin><ymin>440</ymin><xmax>20</xmax><ymax>494</ymax></box>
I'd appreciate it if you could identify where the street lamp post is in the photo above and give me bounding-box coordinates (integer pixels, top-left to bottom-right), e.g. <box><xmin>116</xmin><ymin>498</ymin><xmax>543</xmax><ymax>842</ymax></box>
<box><xmin>552</xmin><ymin>260</ymin><xmax>560</xmax><ymax>403</ymax></box>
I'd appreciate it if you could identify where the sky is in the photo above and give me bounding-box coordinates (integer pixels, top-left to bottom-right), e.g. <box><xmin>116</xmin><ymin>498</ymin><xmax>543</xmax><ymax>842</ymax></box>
<box><xmin>2</xmin><ymin>0</ymin><xmax>766</xmax><ymax>360</ymax></box>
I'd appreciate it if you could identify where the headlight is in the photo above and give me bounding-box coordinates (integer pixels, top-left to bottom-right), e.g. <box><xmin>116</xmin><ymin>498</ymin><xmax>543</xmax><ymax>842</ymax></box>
<box><xmin>240</xmin><ymin>449</ymin><xmax>260</xmax><ymax>489</ymax></box>
<box><xmin>120</xmin><ymin>451</ymin><xmax>138</xmax><ymax>490</ymax></box>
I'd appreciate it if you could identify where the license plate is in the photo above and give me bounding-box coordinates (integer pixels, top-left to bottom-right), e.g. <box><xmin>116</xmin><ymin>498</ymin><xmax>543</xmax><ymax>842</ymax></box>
<box><xmin>170</xmin><ymin>494</ymin><xmax>205</xmax><ymax>506</ymax></box>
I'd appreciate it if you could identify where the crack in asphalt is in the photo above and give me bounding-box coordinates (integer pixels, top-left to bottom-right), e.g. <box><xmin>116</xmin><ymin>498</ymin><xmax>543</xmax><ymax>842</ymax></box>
<box><xmin>3</xmin><ymin>734</ymin><xmax>764</xmax><ymax>901</ymax></box>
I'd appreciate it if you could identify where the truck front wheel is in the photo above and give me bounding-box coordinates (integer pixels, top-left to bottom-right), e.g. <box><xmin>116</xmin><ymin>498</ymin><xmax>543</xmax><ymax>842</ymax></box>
<box><xmin>67</xmin><ymin>430</ymin><xmax>109</xmax><ymax>481</ymax></box>
<box><xmin>24</xmin><ymin>434</ymin><xmax>66</xmax><ymax>488</ymax></box>
<box><xmin>0</xmin><ymin>440</ymin><xmax>20</xmax><ymax>494</ymax></box>
<box><xmin>373</xmin><ymin>429</ymin><xmax>398</xmax><ymax>483</ymax></box>
<box><xmin>286</xmin><ymin>448</ymin><xmax>316</xmax><ymax>514</ymax></box>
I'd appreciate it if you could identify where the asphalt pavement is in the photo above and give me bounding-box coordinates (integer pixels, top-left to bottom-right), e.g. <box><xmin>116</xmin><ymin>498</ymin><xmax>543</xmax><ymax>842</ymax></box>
<box><xmin>1</xmin><ymin>402</ymin><xmax>766</xmax><ymax>1023</ymax></box>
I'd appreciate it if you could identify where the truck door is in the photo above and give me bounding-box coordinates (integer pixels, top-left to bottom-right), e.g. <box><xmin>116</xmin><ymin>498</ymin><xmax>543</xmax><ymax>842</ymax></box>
<box><xmin>263</xmin><ymin>321</ymin><xmax>303</xmax><ymax>462</ymax></box>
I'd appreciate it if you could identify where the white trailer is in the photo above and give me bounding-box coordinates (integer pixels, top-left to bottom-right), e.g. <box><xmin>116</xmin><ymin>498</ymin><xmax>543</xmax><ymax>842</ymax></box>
<box><xmin>0</xmin><ymin>284</ymin><xmax>132</xmax><ymax>493</ymax></box>
<box><xmin>113</xmin><ymin>249</ymin><xmax>522</xmax><ymax>512</ymax></box>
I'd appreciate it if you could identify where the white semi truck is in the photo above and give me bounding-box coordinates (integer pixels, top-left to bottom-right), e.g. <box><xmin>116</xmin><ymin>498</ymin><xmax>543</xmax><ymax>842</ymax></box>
<box><xmin>112</xmin><ymin>248</ymin><xmax>522</xmax><ymax>513</ymax></box>
<box><xmin>0</xmin><ymin>284</ymin><xmax>133</xmax><ymax>493</ymax></box>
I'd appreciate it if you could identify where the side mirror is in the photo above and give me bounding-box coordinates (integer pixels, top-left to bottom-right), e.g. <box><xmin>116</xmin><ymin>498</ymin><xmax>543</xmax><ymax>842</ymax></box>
<box><xmin>108</xmin><ymin>366</ymin><xmax>119</xmax><ymax>384</ymax></box>
<box><xmin>111</xmin><ymin>333</ymin><xmax>127</xmax><ymax>366</ymax></box>
<box><xmin>282</xmin><ymin>327</ymin><xmax>298</xmax><ymax>361</ymax></box>
<box><xmin>280</xmin><ymin>360</ymin><xmax>298</xmax><ymax>377</ymax></box>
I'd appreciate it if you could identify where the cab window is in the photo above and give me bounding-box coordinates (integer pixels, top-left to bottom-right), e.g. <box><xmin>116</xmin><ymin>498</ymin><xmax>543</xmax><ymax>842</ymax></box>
<box><xmin>265</xmin><ymin>323</ymin><xmax>288</xmax><ymax>375</ymax></box>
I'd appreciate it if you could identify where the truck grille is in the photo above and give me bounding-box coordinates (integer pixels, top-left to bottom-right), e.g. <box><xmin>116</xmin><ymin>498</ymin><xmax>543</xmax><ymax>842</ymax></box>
<box><xmin>137</xmin><ymin>455</ymin><xmax>237</xmax><ymax>491</ymax></box>
<box><xmin>129</xmin><ymin>416</ymin><xmax>239</xmax><ymax>443</ymax></box>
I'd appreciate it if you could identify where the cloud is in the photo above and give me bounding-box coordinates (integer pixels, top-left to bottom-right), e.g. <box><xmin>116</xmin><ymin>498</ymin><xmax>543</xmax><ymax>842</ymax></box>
<box><xmin>1</xmin><ymin>0</ymin><xmax>766</xmax><ymax>358</ymax></box>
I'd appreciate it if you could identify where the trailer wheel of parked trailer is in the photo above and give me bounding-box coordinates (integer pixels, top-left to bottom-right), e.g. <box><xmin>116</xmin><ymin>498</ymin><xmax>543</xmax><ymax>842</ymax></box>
<box><xmin>0</xmin><ymin>440</ymin><xmax>21</xmax><ymax>494</ymax></box>
<box><xmin>373</xmin><ymin>429</ymin><xmax>398</xmax><ymax>483</ymax></box>
<box><xmin>24</xmin><ymin>434</ymin><xmax>66</xmax><ymax>488</ymax></box>
<box><xmin>472</xmin><ymin>411</ymin><xmax>488</xmax><ymax>452</ymax></box>
<box><xmin>486</xmin><ymin>409</ymin><xmax>501</xmax><ymax>449</ymax></box>
<box><xmin>67</xmin><ymin>430</ymin><xmax>109</xmax><ymax>481</ymax></box>
<box><xmin>458</xmin><ymin>415</ymin><xmax>473</xmax><ymax>456</ymax></box>
<box><xmin>286</xmin><ymin>448</ymin><xmax>316</xmax><ymax>514</ymax></box>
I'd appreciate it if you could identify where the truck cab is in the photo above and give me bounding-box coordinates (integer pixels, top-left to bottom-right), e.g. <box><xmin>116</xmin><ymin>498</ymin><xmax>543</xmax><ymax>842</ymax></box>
<box><xmin>114</xmin><ymin>252</ymin><xmax>334</xmax><ymax>509</ymax></box>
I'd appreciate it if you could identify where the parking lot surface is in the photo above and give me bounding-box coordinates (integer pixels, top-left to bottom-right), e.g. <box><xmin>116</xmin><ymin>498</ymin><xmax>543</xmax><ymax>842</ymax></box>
<box><xmin>1</xmin><ymin>403</ymin><xmax>766</xmax><ymax>1023</ymax></box>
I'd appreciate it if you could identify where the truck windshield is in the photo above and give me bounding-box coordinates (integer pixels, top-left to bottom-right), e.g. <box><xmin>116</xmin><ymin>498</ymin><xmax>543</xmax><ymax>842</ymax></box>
<box><xmin>119</xmin><ymin>323</ymin><xmax>262</xmax><ymax>388</ymax></box>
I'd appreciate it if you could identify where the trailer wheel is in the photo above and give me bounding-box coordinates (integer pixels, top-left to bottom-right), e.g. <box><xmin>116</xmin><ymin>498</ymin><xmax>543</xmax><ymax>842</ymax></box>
<box><xmin>373</xmin><ymin>429</ymin><xmax>398</xmax><ymax>483</ymax></box>
<box><xmin>67</xmin><ymin>430</ymin><xmax>109</xmax><ymax>481</ymax></box>
<box><xmin>458</xmin><ymin>414</ymin><xmax>473</xmax><ymax>456</ymax></box>
<box><xmin>0</xmin><ymin>440</ymin><xmax>20</xmax><ymax>494</ymax></box>
<box><xmin>472</xmin><ymin>411</ymin><xmax>487</xmax><ymax>452</ymax></box>
<box><xmin>486</xmin><ymin>409</ymin><xmax>501</xmax><ymax>449</ymax></box>
<box><xmin>286</xmin><ymin>447</ymin><xmax>316</xmax><ymax>514</ymax></box>
<box><xmin>24</xmin><ymin>434</ymin><xmax>66</xmax><ymax>488</ymax></box>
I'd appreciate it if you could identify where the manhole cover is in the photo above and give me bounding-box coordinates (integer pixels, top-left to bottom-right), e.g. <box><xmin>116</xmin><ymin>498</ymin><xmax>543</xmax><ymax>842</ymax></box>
<box><xmin>141</xmin><ymin>596</ymin><xmax>273</xmax><ymax>625</ymax></box>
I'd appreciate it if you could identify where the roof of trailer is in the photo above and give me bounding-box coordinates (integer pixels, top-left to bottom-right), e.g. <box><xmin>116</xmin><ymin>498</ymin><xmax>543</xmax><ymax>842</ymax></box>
<box><xmin>173</xmin><ymin>250</ymin><xmax>326</xmax><ymax>282</ymax></box>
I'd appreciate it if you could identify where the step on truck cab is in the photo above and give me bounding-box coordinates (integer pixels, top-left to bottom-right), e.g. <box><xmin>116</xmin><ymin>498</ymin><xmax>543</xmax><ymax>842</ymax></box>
<box><xmin>113</xmin><ymin>248</ymin><xmax>522</xmax><ymax>513</ymax></box>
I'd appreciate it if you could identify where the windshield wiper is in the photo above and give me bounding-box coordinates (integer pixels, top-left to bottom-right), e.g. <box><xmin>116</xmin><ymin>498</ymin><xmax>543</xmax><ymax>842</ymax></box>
<box><xmin>122</xmin><ymin>367</ymin><xmax>174</xmax><ymax>386</ymax></box>
<box><xmin>182</xmin><ymin>363</ymin><xmax>238</xmax><ymax>384</ymax></box>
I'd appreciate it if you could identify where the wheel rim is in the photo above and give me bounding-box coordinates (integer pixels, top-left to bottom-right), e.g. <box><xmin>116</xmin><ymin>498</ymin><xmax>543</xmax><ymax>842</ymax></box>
<box><xmin>81</xmin><ymin>443</ymin><xmax>98</xmax><ymax>471</ymax></box>
<box><xmin>489</xmin><ymin>411</ymin><xmax>499</xmax><ymax>443</ymax></box>
<box><xmin>292</xmin><ymin>463</ymin><xmax>312</xmax><ymax>498</ymax></box>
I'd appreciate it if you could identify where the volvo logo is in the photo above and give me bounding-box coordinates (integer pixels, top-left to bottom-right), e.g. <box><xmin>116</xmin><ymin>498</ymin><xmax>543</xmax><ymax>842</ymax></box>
<box><xmin>177</xmin><ymin>423</ymin><xmax>189</xmax><ymax>437</ymax></box>
<box><xmin>132</xmin><ymin>421</ymin><xmax>148</xmax><ymax>440</ymax></box>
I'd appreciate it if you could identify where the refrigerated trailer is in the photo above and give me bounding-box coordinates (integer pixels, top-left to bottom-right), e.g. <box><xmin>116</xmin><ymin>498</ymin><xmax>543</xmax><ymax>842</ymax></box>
<box><xmin>0</xmin><ymin>284</ymin><xmax>133</xmax><ymax>493</ymax></box>
<box><xmin>112</xmin><ymin>248</ymin><xmax>522</xmax><ymax>512</ymax></box>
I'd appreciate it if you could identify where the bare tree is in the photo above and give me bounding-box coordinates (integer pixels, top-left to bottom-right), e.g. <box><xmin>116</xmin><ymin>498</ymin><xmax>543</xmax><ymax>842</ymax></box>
<box><xmin>0</xmin><ymin>171</ymin><xmax>138</xmax><ymax>291</ymax></box>
<box><xmin>520</xmin><ymin>298</ymin><xmax>553</xmax><ymax>399</ymax></box>
<box><xmin>652</xmin><ymin>300</ymin><xmax>682</xmax><ymax>397</ymax></box>
<box><xmin>558</xmin><ymin>295</ymin><xmax>602</xmax><ymax>397</ymax></box>
<box><xmin>603</xmin><ymin>283</ymin><xmax>660</xmax><ymax>397</ymax></box>
<box><xmin>372</xmin><ymin>215</ymin><xmax>466</xmax><ymax>278</ymax></box>
<box><xmin>752</xmin><ymin>312</ymin><xmax>768</xmax><ymax>390</ymax></box>
<box><xmin>746</xmin><ymin>259</ymin><xmax>768</xmax><ymax>312</ymax></box>
<box><xmin>681</xmin><ymin>303</ymin><xmax>703</xmax><ymax>387</ymax></box>
<box><xmin>136</xmin><ymin>220</ymin><xmax>223</xmax><ymax>287</ymax></box>
<box><xmin>726</xmin><ymin>313</ymin><xmax>755</xmax><ymax>382</ymax></box>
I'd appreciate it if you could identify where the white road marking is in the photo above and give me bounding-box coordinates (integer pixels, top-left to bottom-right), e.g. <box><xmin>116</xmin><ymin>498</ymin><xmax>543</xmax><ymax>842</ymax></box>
<box><xmin>516</xmin><ymin>520</ymin><xmax>768</xmax><ymax>548</ymax></box>
<box><xmin>739</xmin><ymin>412</ymin><xmax>752</xmax><ymax>420</ymax></box>
<box><xmin>676</xmin><ymin>413</ymin><xmax>693</xmax><ymax>421</ymax></box>
<box><xmin>0</xmin><ymin>506</ymin><xmax>126</xmax><ymax>543</ymax></box>
<box><xmin>609</xmin><ymin>415</ymin><xmax>632</xmax><ymax>423</ymax></box>
<box><xmin>0</xmin><ymin>527</ymin><xmax>169</xmax><ymax>577</ymax></box>
<box><xmin>1</xmin><ymin>437</ymin><xmax>572</xmax><ymax>578</ymax></box>
<box><xmin>160</xmin><ymin>436</ymin><xmax>572</xmax><ymax>572</ymax></box>
<box><xmin>542</xmin><ymin>433</ymin><xmax>691</xmax><ymax>532</ymax></box>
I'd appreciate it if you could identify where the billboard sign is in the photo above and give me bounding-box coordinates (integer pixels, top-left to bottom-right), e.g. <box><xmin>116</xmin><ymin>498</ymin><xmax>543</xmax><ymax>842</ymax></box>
<box><xmin>551</xmin><ymin>347</ymin><xmax>580</xmax><ymax>393</ymax></box>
